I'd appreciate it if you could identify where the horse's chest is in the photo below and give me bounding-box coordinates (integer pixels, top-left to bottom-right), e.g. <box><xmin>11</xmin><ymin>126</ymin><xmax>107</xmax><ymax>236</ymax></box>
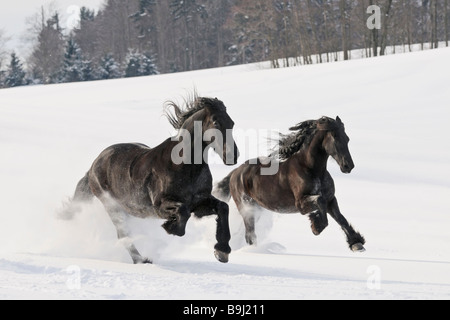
<box><xmin>166</xmin><ymin>168</ymin><xmax>212</xmax><ymax>202</ymax></box>
<box><xmin>311</xmin><ymin>177</ymin><xmax>321</xmax><ymax>195</ymax></box>
<box><xmin>309</xmin><ymin>174</ymin><xmax>334</xmax><ymax>200</ymax></box>
<box><xmin>190</xmin><ymin>170</ymin><xmax>213</xmax><ymax>195</ymax></box>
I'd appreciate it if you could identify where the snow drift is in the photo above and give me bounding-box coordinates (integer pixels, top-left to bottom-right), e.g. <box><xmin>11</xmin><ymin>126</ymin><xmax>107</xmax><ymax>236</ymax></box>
<box><xmin>0</xmin><ymin>47</ymin><xmax>449</xmax><ymax>299</ymax></box>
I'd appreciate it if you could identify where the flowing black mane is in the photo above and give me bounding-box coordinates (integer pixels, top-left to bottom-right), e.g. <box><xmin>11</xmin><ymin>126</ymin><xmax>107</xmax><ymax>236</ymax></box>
<box><xmin>271</xmin><ymin>117</ymin><xmax>340</xmax><ymax>160</ymax></box>
<box><xmin>271</xmin><ymin>119</ymin><xmax>318</xmax><ymax>160</ymax></box>
<box><xmin>165</xmin><ymin>93</ymin><xmax>227</xmax><ymax>130</ymax></box>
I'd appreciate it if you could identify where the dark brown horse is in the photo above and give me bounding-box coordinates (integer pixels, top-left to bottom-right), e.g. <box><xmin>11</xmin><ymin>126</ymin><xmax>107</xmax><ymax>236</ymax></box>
<box><xmin>214</xmin><ymin>116</ymin><xmax>365</xmax><ymax>252</ymax></box>
<box><xmin>62</xmin><ymin>95</ymin><xmax>239</xmax><ymax>264</ymax></box>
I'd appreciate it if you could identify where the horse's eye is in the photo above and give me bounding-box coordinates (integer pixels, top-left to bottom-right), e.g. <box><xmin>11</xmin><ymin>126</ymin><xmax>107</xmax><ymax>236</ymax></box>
<box><xmin>213</xmin><ymin>121</ymin><xmax>220</xmax><ymax>128</ymax></box>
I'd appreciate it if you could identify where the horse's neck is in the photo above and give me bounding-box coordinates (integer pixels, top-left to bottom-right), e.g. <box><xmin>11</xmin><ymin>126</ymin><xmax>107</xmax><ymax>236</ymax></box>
<box><xmin>177</xmin><ymin>118</ymin><xmax>211</xmax><ymax>166</ymax></box>
<box><xmin>296</xmin><ymin>133</ymin><xmax>329</xmax><ymax>172</ymax></box>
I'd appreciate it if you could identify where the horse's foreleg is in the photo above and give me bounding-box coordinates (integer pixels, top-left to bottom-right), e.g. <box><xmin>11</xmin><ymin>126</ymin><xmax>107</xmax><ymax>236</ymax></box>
<box><xmin>193</xmin><ymin>197</ymin><xmax>231</xmax><ymax>263</ymax></box>
<box><xmin>102</xmin><ymin>200</ymin><xmax>151</xmax><ymax>264</ymax></box>
<box><xmin>158</xmin><ymin>200</ymin><xmax>190</xmax><ymax>237</ymax></box>
<box><xmin>297</xmin><ymin>195</ymin><xmax>328</xmax><ymax>235</ymax></box>
<box><xmin>327</xmin><ymin>197</ymin><xmax>366</xmax><ymax>252</ymax></box>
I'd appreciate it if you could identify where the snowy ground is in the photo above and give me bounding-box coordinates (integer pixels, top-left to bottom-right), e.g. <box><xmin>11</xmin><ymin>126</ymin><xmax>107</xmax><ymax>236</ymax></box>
<box><xmin>0</xmin><ymin>48</ymin><xmax>449</xmax><ymax>300</ymax></box>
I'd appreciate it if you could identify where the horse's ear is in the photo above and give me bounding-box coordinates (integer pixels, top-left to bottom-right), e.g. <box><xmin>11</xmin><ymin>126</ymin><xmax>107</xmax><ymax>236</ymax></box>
<box><xmin>336</xmin><ymin>116</ymin><xmax>342</xmax><ymax>124</ymax></box>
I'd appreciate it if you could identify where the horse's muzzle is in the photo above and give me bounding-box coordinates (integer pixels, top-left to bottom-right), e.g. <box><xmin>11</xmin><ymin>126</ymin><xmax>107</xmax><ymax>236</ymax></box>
<box><xmin>341</xmin><ymin>162</ymin><xmax>355</xmax><ymax>174</ymax></box>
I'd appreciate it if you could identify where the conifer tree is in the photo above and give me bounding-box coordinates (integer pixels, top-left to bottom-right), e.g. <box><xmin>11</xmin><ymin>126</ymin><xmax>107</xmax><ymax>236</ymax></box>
<box><xmin>124</xmin><ymin>50</ymin><xmax>159</xmax><ymax>78</ymax></box>
<box><xmin>139</xmin><ymin>53</ymin><xmax>159</xmax><ymax>76</ymax></box>
<box><xmin>81</xmin><ymin>59</ymin><xmax>94</xmax><ymax>81</ymax></box>
<box><xmin>61</xmin><ymin>38</ymin><xmax>83</xmax><ymax>82</ymax></box>
<box><xmin>124</xmin><ymin>50</ymin><xmax>141</xmax><ymax>78</ymax></box>
<box><xmin>4</xmin><ymin>52</ymin><xmax>26</xmax><ymax>88</ymax></box>
<box><xmin>60</xmin><ymin>37</ymin><xmax>94</xmax><ymax>82</ymax></box>
<box><xmin>97</xmin><ymin>53</ymin><xmax>122</xmax><ymax>80</ymax></box>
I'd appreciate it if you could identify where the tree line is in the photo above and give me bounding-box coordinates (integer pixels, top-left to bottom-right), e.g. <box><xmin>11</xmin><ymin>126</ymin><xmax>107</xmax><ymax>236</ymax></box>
<box><xmin>1</xmin><ymin>0</ymin><xmax>449</xmax><ymax>88</ymax></box>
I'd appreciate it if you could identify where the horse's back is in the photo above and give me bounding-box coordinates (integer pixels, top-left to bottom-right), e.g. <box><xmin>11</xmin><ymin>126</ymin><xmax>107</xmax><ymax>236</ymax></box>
<box><xmin>88</xmin><ymin>143</ymin><xmax>152</xmax><ymax>197</ymax></box>
<box><xmin>92</xmin><ymin>143</ymin><xmax>151</xmax><ymax>172</ymax></box>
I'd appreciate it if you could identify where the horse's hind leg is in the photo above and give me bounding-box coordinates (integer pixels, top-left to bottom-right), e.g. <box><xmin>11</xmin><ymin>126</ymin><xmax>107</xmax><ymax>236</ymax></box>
<box><xmin>102</xmin><ymin>197</ymin><xmax>151</xmax><ymax>264</ymax></box>
<box><xmin>327</xmin><ymin>197</ymin><xmax>366</xmax><ymax>252</ymax></box>
<box><xmin>73</xmin><ymin>173</ymin><xmax>94</xmax><ymax>203</ymax></box>
<box><xmin>59</xmin><ymin>173</ymin><xmax>94</xmax><ymax>220</ymax></box>
<box><xmin>243</xmin><ymin>213</ymin><xmax>257</xmax><ymax>246</ymax></box>
<box><xmin>236</xmin><ymin>195</ymin><xmax>260</xmax><ymax>246</ymax></box>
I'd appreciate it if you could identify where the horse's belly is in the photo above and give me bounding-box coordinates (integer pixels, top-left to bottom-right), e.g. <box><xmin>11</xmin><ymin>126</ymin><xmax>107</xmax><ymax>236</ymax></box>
<box><xmin>122</xmin><ymin>202</ymin><xmax>157</xmax><ymax>219</ymax></box>
<box><xmin>257</xmin><ymin>197</ymin><xmax>298</xmax><ymax>214</ymax></box>
<box><xmin>251</xmin><ymin>184</ymin><xmax>298</xmax><ymax>214</ymax></box>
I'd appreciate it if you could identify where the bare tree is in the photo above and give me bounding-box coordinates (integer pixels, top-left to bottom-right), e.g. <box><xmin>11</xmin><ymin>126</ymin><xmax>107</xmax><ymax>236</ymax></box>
<box><xmin>446</xmin><ymin>0</ymin><xmax>449</xmax><ymax>46</ymax></box>
<box><xmin>95</xmin><ymin>0</ymin><xmax>140</xmax><ymax>64</ymax></box>
<box><xmin>368</xmin><ymin>0</ymin><xmax>380</xmax><ymax>56</ymax></box>
<box><xmin>380</xmin><ymin>0</ymin><xmax>393</xmax><ymax>55</ymax></box>
<box><xmin>74</xmin><ymin>7</ymin><xmax>98</xmax><ymax>62</ymax></box>
<box><xmin>227</xmin><ymin>0</ymin><xmax>274</xmax><ymax>65</ymax></box>
<box><xmin>402</xmin><ymin>0</ymin><xmax>413</xmax><ymax>52</ymax></box>
<box><xmin>294</xmin><ymin>0</ymin><xmax>314</xmax><ymax>64</ymax></box>
<box><xmin>0</xmin><ymin>29</ymin><xmax>10</xmax><ymax>71</ymax></box>
<box><xmin>340</xmin><ymin>0</ymin><xmax>350</xmax><ymax>60</ymax></box>
<box><xmin>430</xmin><ymin>0</ymin><xmax>438</xmax><ymax>48</ymax></box>
<box><xmin>14</xmin><ymin>0</ymin><xmax>450</xmax><ymax>85</ymax></box>
<box><xmin>305</xmin><ymin>0</ymin><xmax>323</xmax><ymax>63</ymax></box>
<box><xmin>28</xmin><ymin>8</ymin><xmax>65</xmax><ymax>84</ymax></box>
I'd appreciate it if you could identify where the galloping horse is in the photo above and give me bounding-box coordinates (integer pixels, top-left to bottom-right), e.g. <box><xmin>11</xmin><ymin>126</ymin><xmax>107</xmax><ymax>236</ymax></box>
<box><xmin>214</xmin><ymin>116</ymin><xmax>365</xmax><ymax>252</ymax></box>
<box><xmin>62</xmin><ymin>95</ymin><xmax>239</xmax><ymax>264</ymax></box>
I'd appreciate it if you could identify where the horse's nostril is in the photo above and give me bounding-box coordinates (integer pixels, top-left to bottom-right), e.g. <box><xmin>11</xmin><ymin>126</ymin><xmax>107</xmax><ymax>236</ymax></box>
<box><xmin>342</xmin><ymin>163</ymin><xmax>353</xmax><ymax>173</ymax></box>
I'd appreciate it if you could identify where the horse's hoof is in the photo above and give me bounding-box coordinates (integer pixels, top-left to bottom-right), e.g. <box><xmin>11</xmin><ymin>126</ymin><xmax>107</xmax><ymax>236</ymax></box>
<box><xmin>351</xmin><ymin>243</ymin><xmax>366</xmax><ymax>252</ymax></box>
<box><xmin>214</xmin><ymin>250</ymin><xmax>229</xmax><ymax>263</ymax></box>
<box><xmin>309</xmin><ymin>212</ymin><xmax>327</xmax><ymax>236</ymax></box>
<box><xmin>245</xmin><ymin>234</ymin><xmax>257</xmax><ymax>246</ymax></box>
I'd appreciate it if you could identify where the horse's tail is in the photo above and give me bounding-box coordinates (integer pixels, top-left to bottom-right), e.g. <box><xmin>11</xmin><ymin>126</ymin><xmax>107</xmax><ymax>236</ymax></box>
<box><xmin>213</xmin><ymin>171</ymin><xmax>234</xmax><ymax>203</ymax></box>
<box><xmin>58</xmin><ymin>172</ymin><xmax>94</xmax><ymax>220</ymax></box>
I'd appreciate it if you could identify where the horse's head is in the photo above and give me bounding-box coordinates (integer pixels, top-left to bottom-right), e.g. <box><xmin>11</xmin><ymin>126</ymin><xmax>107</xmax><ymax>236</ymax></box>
<box><xmin>165</xmin><ymin>94</ymin><xmax>240</xmax><ymax>166</ymax></box>
<box><xmin>318</xmin><ymin>116</ymin><xmax>355</xmax><ymax>174</ymax></box>
<box><xmin>200</xmin><ymin>98</ymin><xmax>240</xmax><ymax>166</ymax></box>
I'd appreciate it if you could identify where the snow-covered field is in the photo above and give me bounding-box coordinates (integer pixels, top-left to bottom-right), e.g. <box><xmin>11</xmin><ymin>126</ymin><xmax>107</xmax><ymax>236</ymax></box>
<box><xmin>1</xmin><ymin>48</ymin><xmax>449</xmax><ymax>300</ymax></box>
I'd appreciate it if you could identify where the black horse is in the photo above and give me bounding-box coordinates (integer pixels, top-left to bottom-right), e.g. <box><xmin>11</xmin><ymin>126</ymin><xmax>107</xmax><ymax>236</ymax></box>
<box><xmin>214</xmin><ymin>116</ymin><xmax>365</xmax><ymax>252</ymax></box>
<box><xmin>62</xmin><ymin>95</ymin><xmax>239</xmax><ymax>264</ymax></box>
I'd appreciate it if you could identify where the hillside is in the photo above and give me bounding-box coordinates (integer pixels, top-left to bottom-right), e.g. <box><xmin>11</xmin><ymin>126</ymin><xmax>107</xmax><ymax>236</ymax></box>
<box><xmin>0</xmin><ymin>48</ymin><xmax>449</xmax><ymax>300</ymax></box>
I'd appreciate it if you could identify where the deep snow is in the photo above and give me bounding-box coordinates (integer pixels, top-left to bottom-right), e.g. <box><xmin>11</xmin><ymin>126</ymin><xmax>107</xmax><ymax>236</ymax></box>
<box><xmin>0</xmin><ymin>47</ymin><xmax>449</xmax><ymax>300</ymax></box>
